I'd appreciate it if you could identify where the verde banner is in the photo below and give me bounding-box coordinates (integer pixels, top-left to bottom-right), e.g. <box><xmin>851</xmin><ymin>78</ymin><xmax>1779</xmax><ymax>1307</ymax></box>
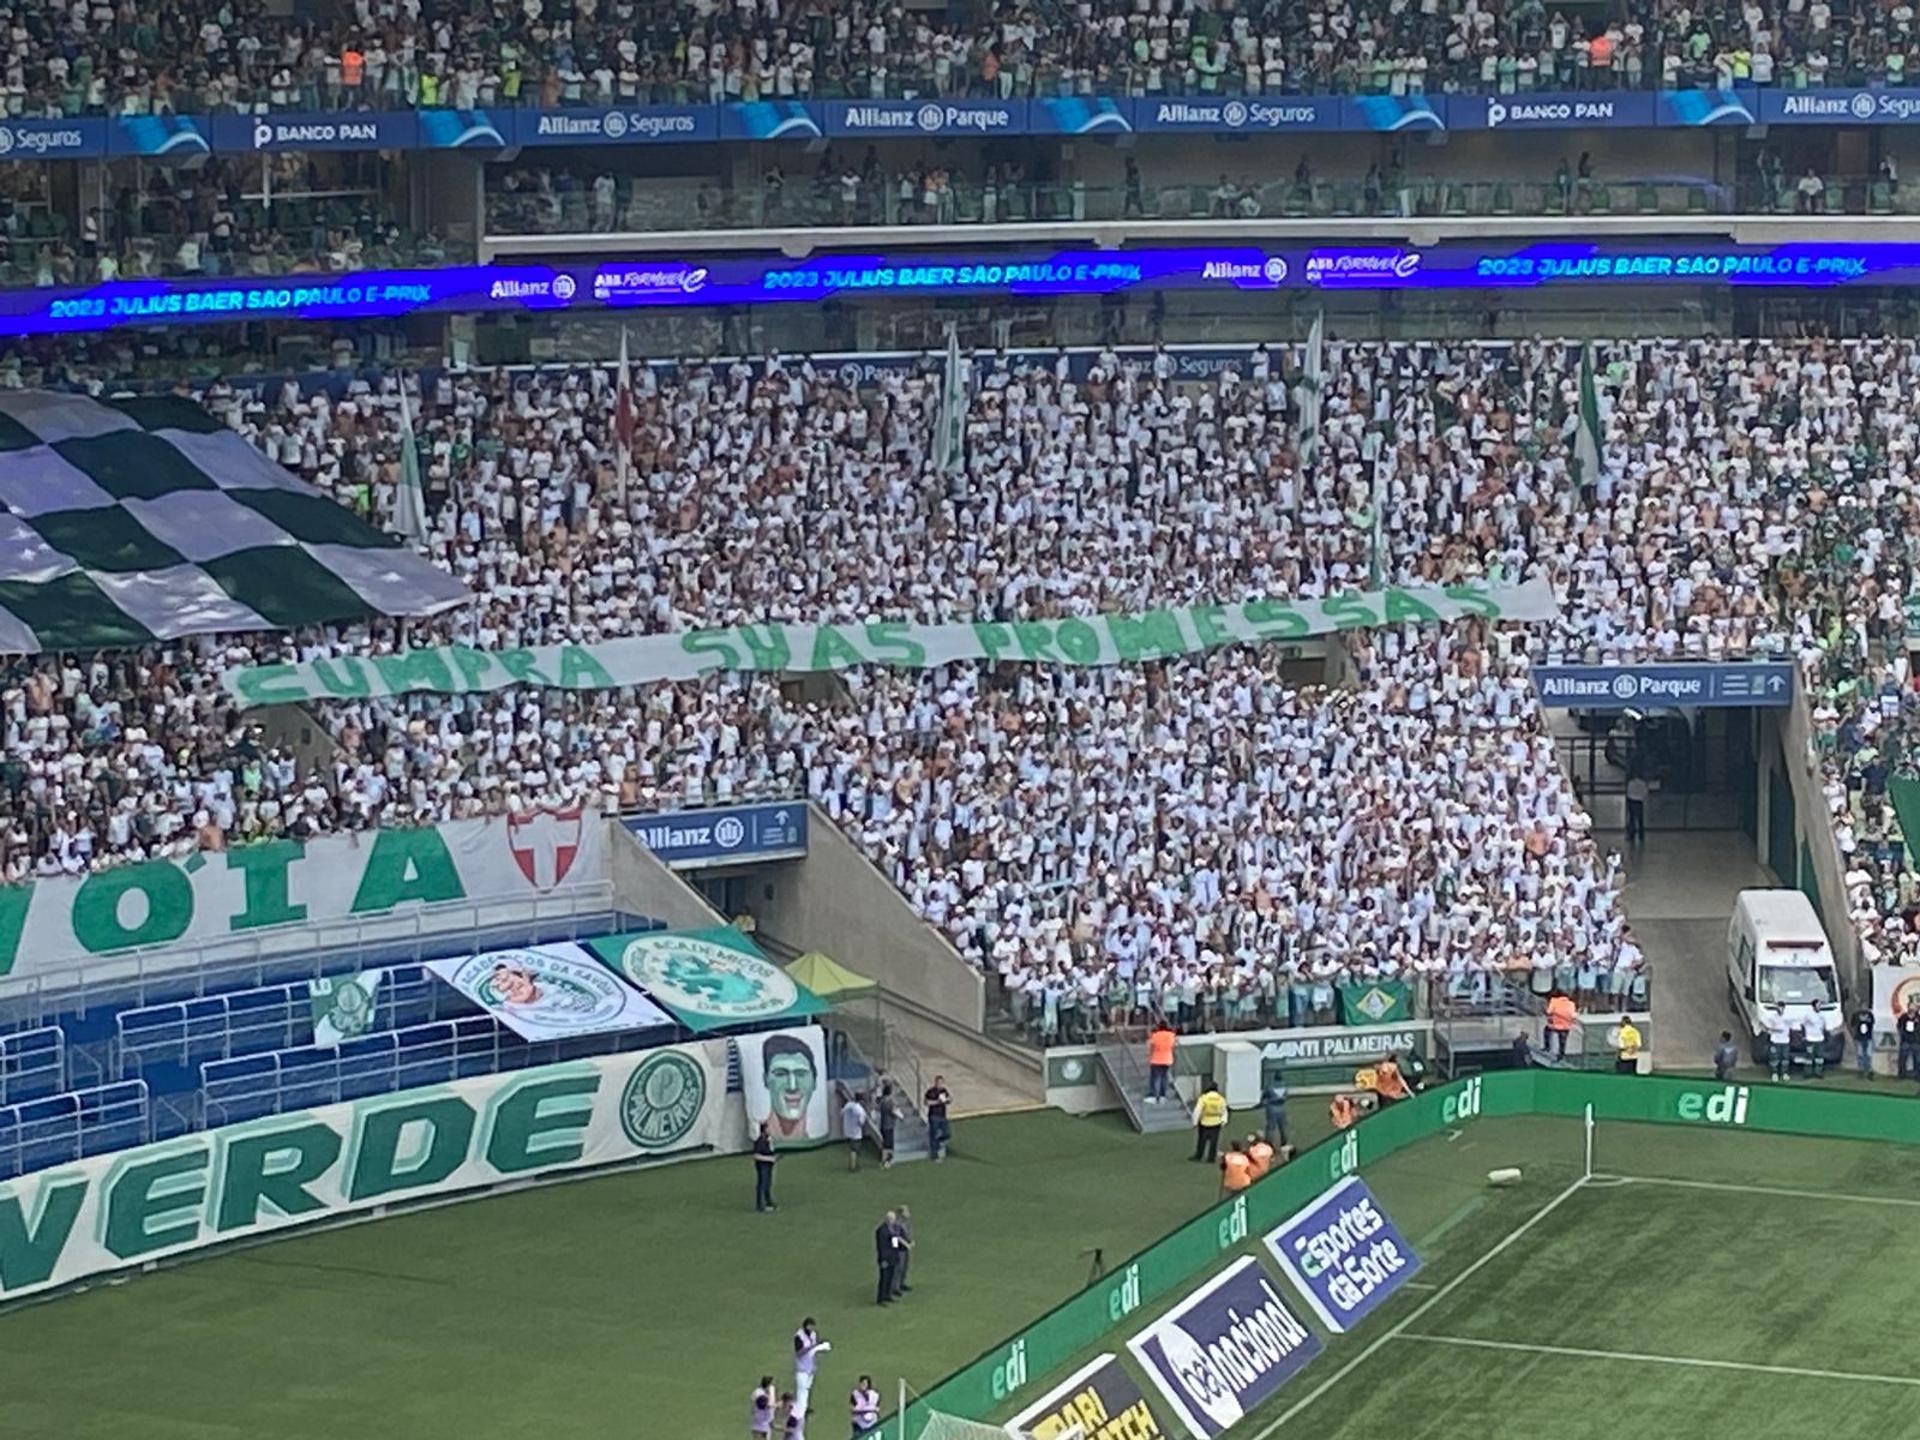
<box><xmin>1337</xmin><ymin>982</ymin><xmax>1411</xmax><ymax>1026</ymax></box>
<box><xmin>223</xmin><ymin>582</ymin><xmax>1561</xmax><ymax>706</ymax></box>
<box><xmin>585</xmin><ymin>926</ymin><xmax>828</xmax><ymax>1033</ymax></box>
<box><xmin>0</xmin><ymin>812</ymin><xmax>607</xmax><ymax>986</ymax></box>
<box><xmin>0</xmin><ymin>1042</ymin><xmax>733</xmax><ymax>1304</ymax></box>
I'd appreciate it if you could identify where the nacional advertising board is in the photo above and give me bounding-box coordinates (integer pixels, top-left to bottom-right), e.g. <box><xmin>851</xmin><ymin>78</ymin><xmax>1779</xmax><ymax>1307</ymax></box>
<box><xmin>1261</xmin><ymin>1176</ymin><xmax>1423</xmax><ymax>1333</ymax></box>
<box><xmin>1126</xmin><ymin>1256</ymin><xmax>1322</xmax><ymax>1438</ymax></box>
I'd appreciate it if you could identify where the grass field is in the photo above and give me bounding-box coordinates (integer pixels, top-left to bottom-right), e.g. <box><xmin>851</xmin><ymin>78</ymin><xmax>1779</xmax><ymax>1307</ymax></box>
<box><xmin>5</xmin><ymin>1098</ymin><xmax>1920</xmax><ymax>1439</ymax></box>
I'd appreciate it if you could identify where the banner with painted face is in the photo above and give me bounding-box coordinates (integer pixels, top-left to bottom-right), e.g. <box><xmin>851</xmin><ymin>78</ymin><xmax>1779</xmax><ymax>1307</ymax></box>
<box><xmin>426</xmin><ymin>943</ymin><xmax>672</xmax><ymax>1041</ymax></box>
<box><xmin>736</xmin><ymin>1026</ymin><xmax>832</xmax><ymax>1147</ymax></box>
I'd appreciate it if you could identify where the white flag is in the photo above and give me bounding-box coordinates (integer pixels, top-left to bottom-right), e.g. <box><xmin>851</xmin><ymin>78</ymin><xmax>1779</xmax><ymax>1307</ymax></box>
<box><xmin>1298</xmin><ymin>310</ymin><xmax>1325</xmax><ymax>466</ymax></box>
<box><xmin>615</xmin><ymin>327</ymin><xmax>635</xmax><ymax>506</ymax></box>
<box><xmin>393</xmin><ymin>381</ymin><xmax>429</xmax><ymax>546</ymax></box>
<box><xmin>932</xmin><ymin>327</ymin><xmax>968</xmax><ymax>474</ymax></box>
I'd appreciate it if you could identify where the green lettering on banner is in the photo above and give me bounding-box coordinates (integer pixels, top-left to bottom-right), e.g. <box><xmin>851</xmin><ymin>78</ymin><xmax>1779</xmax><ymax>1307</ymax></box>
<box><xmin>214</xmin><ymin>1123</ymin><xmax>343</xmax><ymax>1232</ymax></box>
<box><xmin>1011</xmin><ymin>622</ymin><xmax>1058</xmax><ymax>662</ymax></box>
<box><xmin>349</xmin><ymin>1097</ymin><xmax>476</xmax><ymax>1201</ymax></box>
<box><xmin>449</xmin><ymin>645</ymin><xmax>495</xmax><ymax>690</ymax></box>
<box><xmin>1242</xmin><ymin>598</ymin><xmax>1310</xmax><ymax>640</ymax></box>
<box><xmin>557</xmin><ymin>645</ymin><xmax>616</xmax><ymax>690</ymax></box>
<box><xmin>0</xmin><ymin>880</ymin><xmax>31</xmax><ymax>978</ymax></box>
<box><xmin>0</xmin><ymin>1180</ymin><xmax>86</xmax><ymax>1291</ymax></box>
<box><xmin>1318</xmin><ymin>592</ymin><xmax>1379</xmax><ymax>630</ymax></box>
<box><xmin>225</xmin><ymin>840</ymin><xmax>307</xmax><ymax>932</ymax></box>
<box><xmin>484</xmin><ymin>1074</ymin><xmax>597</xmax><ymax>1173</ymax></box>
<box><xmin>1443</xmin><ymin>584</ymin><xmax>1502</xmax><ymax>619</ymax></box>
<box><xmin>496</xmin><ymin>650</ymin><xmax>551</xmax><ymax>687</ymax></box>
<box><xmin>737</xmin><ymin>625</ymin><xmax>792</xmax><ymax>672</ymax></box>
<box><xmin>808</xmin><ymin>626</ymin><xmax>866</xmax><ymax>671</ymax></box>
<box><xmin>235</xmin><ymin>663</ymin><xmax>303</xmax><ymax>706</ymax></box>
<box><xmin>682</xmin><ymin>630</ymin><xmax>743</xmax><ymax>673</ymax></box>
<box><xmin>1054</xmin><ymin>619</ymin><xmax>1102</xmax><ymax>664</ymax></box>
<box><xmin>971</xmin><ymin>622</ymin><xmax>1014</xmax><ymax>665</ymax></box>
<box><xmin>1107</xmin><ymin>609</ymin><xmax>1187</xmax><ymax>662</ymax></box>
<box><xmin>1189</xmin><ymin>604</ymin><xmax>1234</xmax><ymax>650</ymax></box>
<box><xmin>72</xmin><ymin>861</ymin><xmax>193</xmax><ymax>955</ymax></box>
<box><xmin>863</xmin><ymin>622</ymin><xmax>926</xmax><ymax>667</ymax></box>
<box><xmin>349</xmin><ymin>827</ymin><xmax>464</xmax><ymax>913</ymax></box>
<box><xmin>102</xmin><ymin>1148</ymin><xmax>209</xmax><ymax>1260</ymax></box>
<box><xmin>1383</xmin><ymin>589</ymin><xmax>1442</xmax><ymax>624</ymax></box>
<box><xmin>311</xmin><ymin>656</ymin><xmax>373</xmax><ymax>698</ymax></box>
<box><xmin>372</xmin><ymin>649</ymin><xmax>456</xmax><ymax>696</ymax></box>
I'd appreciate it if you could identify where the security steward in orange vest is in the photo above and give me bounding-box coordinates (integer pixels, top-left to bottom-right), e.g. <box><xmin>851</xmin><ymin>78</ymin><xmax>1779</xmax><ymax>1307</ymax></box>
<box><xmin>1375</xmin><ymin>1054</ymin><xmax>1411</xmax><ymax>1106</ymax></box>
<box><xmin>1220</xmin><ymin>1141</ymin><xmax>1254</xmax><ymax>1198</ymax></box>
<box><xmin>1329</xmin><ymin>1092</ymin><xmax>1357</xmax><ymax>1129</ymax></box>
<box><xmin>1246</xmin><ymin>1135</ymin><xmax>1275</xmax><ymax>1179</ymax></box>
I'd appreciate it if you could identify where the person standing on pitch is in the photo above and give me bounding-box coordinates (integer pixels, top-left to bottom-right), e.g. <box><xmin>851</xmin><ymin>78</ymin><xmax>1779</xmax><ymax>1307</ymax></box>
<box><xmin>850</xmin><ymin>1376</ymin><xmax>881</xmax><ymax>1437</ymax></box>
<box><xmin>1191</xmin><ymin>1080</ymin><xmax>1228</xmax><ymax>1162</ymax></box>
<box><xmin>781</xmin><ymin>1394</ymin><xmax>805</xmax><ymax>1440</ymax></box>
<box><xmin>752</xmin><ymin>1377</ymin><xmax>777</xmax><ymax>1440</ymax></box>
<box><xmin>1712</xmin><ymin>1030</ymin><xmax>1737</xmax><ymax>1080</ymax></box>
<box><xmin>1767</xmin><ymin>1008</ymin><xmax>1793</xmax><ymax>1082</ymax></box>
<box><xmin>1850</xmin><ymin>1003</ymin><xmax>1876</xmax><ymax>1078</ymax></box>
<box><xmin>793</xmin><ymin>1319</ymin><xmax>828</xmax><ymax>1417</ymax></box>
<box><xmin>840</xmin><ymin>1090</ymin><xmax>869</xmax><ymax>1172</ymax></box>
<box><xmin>893</xmin><ymin>1204</ymin><xmax>914</xmax><ymax>1296</ymax></box>
<box><xmin>923</xmin><ymin>1075</ymin><xmax>952</xmax><ymax>1161</ymax></box>
<box><xmin>1261</xmin><ymin>1072</ymin><xmax>1289</xmax><ymax>1148</ymax></box>
<box><xmin>876</xmin><ymin>1083</ymin><xmax>898</xmax><ymax>1167</ymax></box>
<box><xmin>1802</xmin><ymin>1006</ymin><xmax>1826</xmax><ymax>1079</ymax></box>
<box><xmin>875</xmin><ymin>1209</ymin><xmax>904</xmax><ymax>1304</ymax></box>
<box><xmin>1898</xmin><ymin>998</ymin><xmax>1920</xmax><ymax>1080</ymax></box>
<box><xmin>754</xmin><ymin>1120</ymin><xmax>779</xmax><ymax>1212</ymax></box>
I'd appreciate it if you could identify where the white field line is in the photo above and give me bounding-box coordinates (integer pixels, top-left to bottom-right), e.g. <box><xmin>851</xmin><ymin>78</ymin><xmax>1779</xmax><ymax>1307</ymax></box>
<box><xmin>1397</xmin><ymin>1333</ymin><xmax>1920</xmax><ymax>1389</ymax></box>
<box><xmin>1598</xmin><ymin>1172</ymin><xmax>1920</xmax><ymax>1210</ymax></box>
<box><xmin>1246</xmin><ymin>1173</ymin><xmax>1590</xmax><ymax>1436</ymax></box>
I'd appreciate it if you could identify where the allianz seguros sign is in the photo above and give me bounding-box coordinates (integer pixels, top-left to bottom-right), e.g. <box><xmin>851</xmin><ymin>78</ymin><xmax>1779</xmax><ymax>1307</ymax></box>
<box><xmin>0</xmin><ymin>813</ymin><xmax>606</xmax><ymax>982</ymax></box>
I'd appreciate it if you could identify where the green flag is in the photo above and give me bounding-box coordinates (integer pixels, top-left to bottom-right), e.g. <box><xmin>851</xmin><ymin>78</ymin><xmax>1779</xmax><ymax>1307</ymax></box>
<box><xmin>1572</xmin><ymin>341</ymin><xmax>1602</xmax><ymax>495</ymax></box>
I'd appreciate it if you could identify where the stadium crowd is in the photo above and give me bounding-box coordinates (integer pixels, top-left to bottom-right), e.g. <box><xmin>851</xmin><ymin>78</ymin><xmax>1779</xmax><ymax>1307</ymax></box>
<box><xmin>0</xmin><ymin>0</ymin><xmax>1913</xmax><ymax>118</ymax></box>
<box><xmin>9</xmin><ymin>335</ymin><xmax>1920</xmax><ymax>1014</ymax></box>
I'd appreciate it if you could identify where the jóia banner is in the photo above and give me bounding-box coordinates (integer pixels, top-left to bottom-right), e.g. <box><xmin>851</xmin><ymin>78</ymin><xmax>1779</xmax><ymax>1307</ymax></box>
<box><xmin>223</xmin><ymin>581</ymin><xmax>1560</xmax><ymax>706</ymax></box>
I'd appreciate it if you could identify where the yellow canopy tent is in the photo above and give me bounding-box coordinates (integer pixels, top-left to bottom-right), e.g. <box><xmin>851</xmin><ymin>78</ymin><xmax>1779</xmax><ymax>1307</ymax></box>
<box><xmin>783</xmin><ymin>952</ymin><xmax>876</xmax><ymax>1000</ymax></box>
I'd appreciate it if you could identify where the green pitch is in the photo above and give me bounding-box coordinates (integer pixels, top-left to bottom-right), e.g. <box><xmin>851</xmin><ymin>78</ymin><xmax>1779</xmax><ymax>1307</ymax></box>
<box><xmin>1</xmin><ymin>1102</ymin><xmax>1917</xmax><ymax>1440</ymax></box>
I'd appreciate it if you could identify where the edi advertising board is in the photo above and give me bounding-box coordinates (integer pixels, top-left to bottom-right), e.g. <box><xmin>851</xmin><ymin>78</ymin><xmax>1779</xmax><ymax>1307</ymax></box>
<box><xmin>1004</xmin><ymin>1353</ymin><xmax>1173</xmax><ymax>1440</ymax></box>
<box><xmin>1126</xmin><ymin>1256</ymin><xmax>1321</xmax><ymax>1438</ymax></box>
<box><xmin>1261</xmin><ymin>1176</ymin><xmax>1422</xmax><ymax>1333</ymax></box>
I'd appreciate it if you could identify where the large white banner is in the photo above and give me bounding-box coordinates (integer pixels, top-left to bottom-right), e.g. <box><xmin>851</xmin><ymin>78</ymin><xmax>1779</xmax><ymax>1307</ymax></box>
<box><xmin>0</xmin><ymin>1043</ymin><xmax>734</xmax><ymax>1304</ymax></box>
<box><xmin>737</xmin><ymin>1026</ymin><xmax>832</xmax><ymax>1147</ymax></box>
<box><xmin>425</xmin><ymin>943</ymin><xmax>672</xmax><ymax>1040</ymax></box>
<box><xmin>1871</xmin><ymin>964</ymin><xmax>1920</xmax><ymax>1030</ymax></box>
<box><xmin>223</xmin><ymin>581</ymin><xmax>1562</xmax><ymax>706</ymax></box>
<box><xmin>0</xmin><ymin>812</ymin><xmax>607</xmax><ymax>985</ymax></box>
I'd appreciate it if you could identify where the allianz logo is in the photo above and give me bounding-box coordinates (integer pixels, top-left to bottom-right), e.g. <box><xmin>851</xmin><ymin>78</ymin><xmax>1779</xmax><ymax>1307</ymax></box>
<box><xmin>1155</xmin><ymin>100</ymin><xmax>1319</xmax><ymax>127</ymax></box>
<box><xmin>1779</xmin><ymin>91</ymin><xmax>1918</xmax><ymax>121</ymax></box>
<box><xmin>637</xmin><ymin>819</ymin><xmax>742</xmax><ymax>849</ymax></box>
<box><xmin>1675</xmin><ymin>1084</ymin><xmax>1750</xmax><ymax>1125</ymax></box>
<box><xmin>0</xmin><ymin>125</ymin><xmax>85</xmax><ymax>154</ymax></box>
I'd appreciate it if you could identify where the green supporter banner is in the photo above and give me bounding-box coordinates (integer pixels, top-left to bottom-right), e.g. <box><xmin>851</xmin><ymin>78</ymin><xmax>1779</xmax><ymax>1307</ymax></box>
<box><xmin>222</xmin><ymin>581</ymin><xmax>1561</xmax><ymax>707</ymax></box>
<box><xmin>899</xmin><ymin>1070</ymin><xmax>1920</xmax><ymax>1432</ymax></box>
<box><xmin>0</xmin><ymin>1042</ymin><xmax>736</xmax><ymax>1305</ymax></box>
<box><xmin>1337</xmin><ymin>982</ymin><xmax>1412</xmax><ymax>1026</ymax></box>
<box><xmin>0</xmin><ymin>813</ymin><xmax>606</xmax><ymax>985</ymax></box>
<box><xmin>585</xmin><ymin>927</ymin><xmax>829</xmax><ymax>1033</ymax></box>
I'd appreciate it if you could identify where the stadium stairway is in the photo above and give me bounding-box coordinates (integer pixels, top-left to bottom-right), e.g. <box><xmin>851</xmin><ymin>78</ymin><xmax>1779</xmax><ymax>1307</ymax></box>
<box><xmin>1097</xmin><ymin>1041</ymin><xmax>1190</xmax><ymax>1134</ymax></box>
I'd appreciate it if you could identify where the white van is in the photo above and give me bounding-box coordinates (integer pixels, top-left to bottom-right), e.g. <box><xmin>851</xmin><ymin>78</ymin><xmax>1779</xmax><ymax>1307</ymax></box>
<box><xmin>1727</xmin><ymin>889</ymin><xmax>1846</xmax><ymax>1065</ymax></box>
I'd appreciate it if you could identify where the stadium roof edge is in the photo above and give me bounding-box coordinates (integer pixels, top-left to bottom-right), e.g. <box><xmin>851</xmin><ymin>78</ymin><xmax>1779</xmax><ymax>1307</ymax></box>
<box><xmin>480</xmin><ymin>214</ymin><xmax>1920</xmax><ymax>262</ymax></box>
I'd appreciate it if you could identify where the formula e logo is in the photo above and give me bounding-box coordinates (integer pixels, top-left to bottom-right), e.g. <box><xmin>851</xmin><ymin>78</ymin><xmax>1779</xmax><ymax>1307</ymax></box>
<box><xmin>604</xmin><ymin>110</ymin><xmax>630</xmax><ymax>138</ymax></box>
<box><xmin>1222</xmin><ymin>100</ymin><xmax>1249</xmax><ymax>128</ymax></box>
<box><xmin>1263</xmin><ymin>257</ymin><xmax>1289</xmax><ymax>284</ymax></box>
<box><xmin>714</xmin><ymin>816</ymin><xmax>746</xmax><ymax>848</ymax></box>
<box><xmin>1852</xmin><ymin>92</ymin><xmax>1879</xmax><ymax>120</ymax></box>
<box><xmin>1610</xmin><ymin>673</ymin><xmax>1640</xmax><ymax>701</ymax></box>
<box><xmin>916</xmin><ymin>103</ymin><xmax>945</xmax><ymax>133</ymax></box>
<box><xmin>1391</xmin><ymin>253</ymin><xmax>1421</xmax><ymax>279</ymax></box>
<box><xmin>552</xmin><ymin>274</ymin><xmax>577</xmax><ymax>301</ymax></box>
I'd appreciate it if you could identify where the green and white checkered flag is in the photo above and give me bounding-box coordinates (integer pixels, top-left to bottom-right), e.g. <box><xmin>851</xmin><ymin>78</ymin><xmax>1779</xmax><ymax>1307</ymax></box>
<box><xmin>0</xmin><ymin>391</ymin><xmax>468</xmax><ymax>654</ymax></box>
<box><xmin>1297</xmin><ymin>310</ymin><xmax>1325</xmax><ymax>465</ymax></box>
<box><xmin>932</xmin><ymin>327</ymin><xmax>969</xmax><ymax>474</ymax></box>
<box><xmin>1573</xmin><ymin>341</ymin><xmax>1603</xmax><ymax>495</ymax></box>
